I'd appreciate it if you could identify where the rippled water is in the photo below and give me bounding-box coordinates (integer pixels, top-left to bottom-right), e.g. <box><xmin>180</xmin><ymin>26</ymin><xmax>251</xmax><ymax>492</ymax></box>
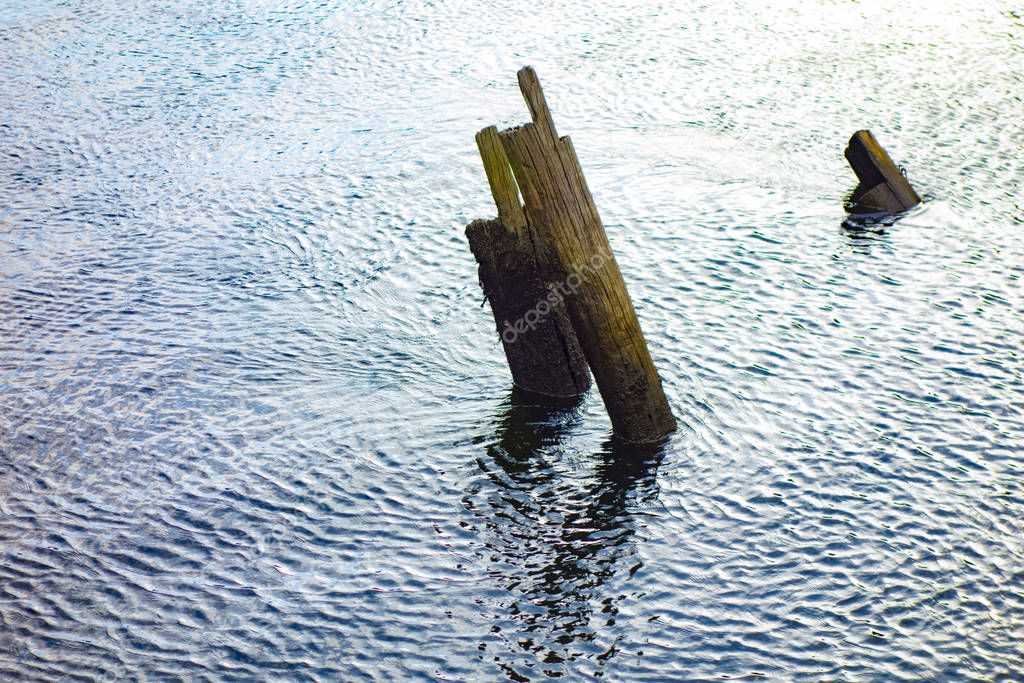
<box><xmin>2</xmin><ymin>0</ymin><xmax>1023</xmax><ymax>679</ymax></box>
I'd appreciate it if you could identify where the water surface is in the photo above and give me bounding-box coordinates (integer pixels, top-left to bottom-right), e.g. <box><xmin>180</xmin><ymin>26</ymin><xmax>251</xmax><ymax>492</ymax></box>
<box><xmin>1</xmin><ymin>0</ymin><xmax>1023</xmax><ymax>679</ymax></box>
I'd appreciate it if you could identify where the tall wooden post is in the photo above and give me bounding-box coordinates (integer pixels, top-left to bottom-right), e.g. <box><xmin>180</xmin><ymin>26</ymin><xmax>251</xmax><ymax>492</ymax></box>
<box><xmin>465</xmin><ymin>127</ymin><xmax>590</xmax><ymax>398</ymax></box>
<box><xmin>498</xmin><ymin>67</ymin><xmax>676</xmax><ymax>442</ymax></box>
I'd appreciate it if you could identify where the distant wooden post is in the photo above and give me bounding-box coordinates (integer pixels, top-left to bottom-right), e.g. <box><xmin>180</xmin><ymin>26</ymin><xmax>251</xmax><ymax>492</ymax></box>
<box><xmin>844</xmin><ymin>130</ymin><xmax>922</xmax><ymax>214</ymax></box>
<box><xmin>465</xmin><ymin>127</ymin><xmax>590</xmax><ymax>398</ymax></box>
<box><xmin>498</xmin><ymin>67</ymin><xmax>676</xmax><ymax>443</ymax></box>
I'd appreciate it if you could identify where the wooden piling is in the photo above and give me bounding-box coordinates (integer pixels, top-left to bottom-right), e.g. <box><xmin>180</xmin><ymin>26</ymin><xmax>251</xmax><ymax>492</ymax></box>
<box><xmin>844</xmin><ymin>130</ymin><xmax>921</xmax><ymax>214</ymax></box>
<box><xmin>465</xmin><ymin>127</ymin><xmax>590</xmax><ymax>398</ymax></box>
<box><xmin>498</xmin><ymin>67</ymin><xmax>676</xmax><ymax>443</ymax></box>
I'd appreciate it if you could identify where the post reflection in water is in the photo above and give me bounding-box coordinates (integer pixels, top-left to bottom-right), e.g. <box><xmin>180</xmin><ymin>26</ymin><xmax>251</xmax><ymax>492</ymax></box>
<box><xmin>841</xmin><ymin>225</ymin><xmax>889</xmax><ymax>256</ymax></box>
<box><xmin>463</xmin><ymin>389</ymin><xmax>667</xmax><ymax>680</ymax></box>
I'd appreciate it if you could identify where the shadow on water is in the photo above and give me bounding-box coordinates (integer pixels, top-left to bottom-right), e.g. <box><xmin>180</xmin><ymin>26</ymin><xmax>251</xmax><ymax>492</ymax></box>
<box><xmin>464</xmin><ymin>388</ymin><xmax>667</xmax><ymax>680</ymax></box>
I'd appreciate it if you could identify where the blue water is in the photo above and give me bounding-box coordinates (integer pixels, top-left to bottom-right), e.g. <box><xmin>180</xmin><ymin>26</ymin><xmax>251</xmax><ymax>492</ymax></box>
<box><xmin>1</xmin><ymin>0</ymin><xmax>1022</xmax><ymax>680</ymax></box>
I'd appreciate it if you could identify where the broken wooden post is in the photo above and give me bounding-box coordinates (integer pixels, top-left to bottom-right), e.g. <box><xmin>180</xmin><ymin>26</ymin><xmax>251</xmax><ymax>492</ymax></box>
<box><xmin>498</xmin><ymin>67</ymin><xmax>676</xmax><ymax>443</ymax></box>
<box><xmin>465</xmin><ymin>126</ymin><xmax>590</xmax><ymax>398</ymax></box>
<box><xmin>844</xmin><ymin>129</ymin><xmax>922</xmax><ymax>214</ymax></box>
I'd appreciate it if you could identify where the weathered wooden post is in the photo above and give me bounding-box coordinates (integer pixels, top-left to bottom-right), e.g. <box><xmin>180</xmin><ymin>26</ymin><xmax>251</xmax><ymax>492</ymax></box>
<box><xmin>498</xmin><ymin>67</ymin><xmax>676</xmax><ymax>443</ymax></box>
<box><xmin>465</xmin><ymin>127</ymin><xmax>590</xmax><ymax>398</ymax></box>
<box><xmin>844</xmin><ymin>130</ymin><xmax>922</xmax><ymax>214</ymax></box>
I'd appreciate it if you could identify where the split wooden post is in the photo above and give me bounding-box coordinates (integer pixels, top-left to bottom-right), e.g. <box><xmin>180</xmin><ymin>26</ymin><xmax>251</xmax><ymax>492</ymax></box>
<box><xmin>465</xmin><ymin>127</ymin><xmax>590</xmax><ymax>398</ymax></box>
<box><xmin>498</xmin><ymin>67</ymin><xmax>676</xmax><ymax>443</ymax></box>
<box><xmin>476</xmin><ymin>125</ymin><xmax>528</xmax><ymax>232</ymax></box>
<box><xmin>844</xmin><ymin>130</ymin><xmax>922</xmax><ymax>214</ymax></box>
